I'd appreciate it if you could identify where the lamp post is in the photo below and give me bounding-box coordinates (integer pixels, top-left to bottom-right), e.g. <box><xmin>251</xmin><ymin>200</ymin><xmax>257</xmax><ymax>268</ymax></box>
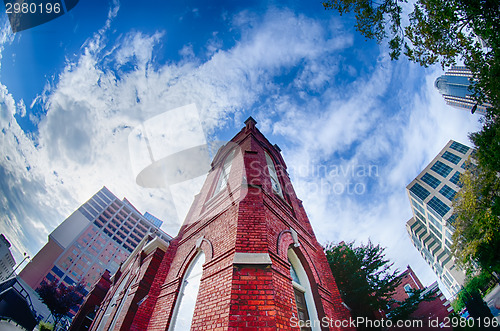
<box><xmin>6</xmin><ymin>252</ymin><xmax>30</xmax><ymax>279</ymax></box>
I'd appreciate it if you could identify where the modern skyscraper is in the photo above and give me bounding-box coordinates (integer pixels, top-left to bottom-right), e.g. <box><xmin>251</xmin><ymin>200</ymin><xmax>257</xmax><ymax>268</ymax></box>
<box><xmin>434</xmin><ymin>66</ymin><xmax>490</xmax><ymax>115</ymax></box>
<box><xmin>19</xmin><ymin>187</ymin><xmax>171</xmax><ymax>317</ymax></box>
<box><xmin>405</xmin><ymin>140</ymin><xmax>472</xmax><ymax>297</ymax></box>
<box><xmin>0</xmin><ymin>234</ymin><xmax>16</xmax><ymax>281</ymax></box>
<box><xmin>72</xmin><ymin>117</ymin><xmax>353</xmax><ymax>330</ymax></box>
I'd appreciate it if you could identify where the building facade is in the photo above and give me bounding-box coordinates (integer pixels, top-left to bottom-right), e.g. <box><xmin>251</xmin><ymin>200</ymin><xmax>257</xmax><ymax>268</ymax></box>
<box><xmin>387</xmin><ymin>266</ymin><xmax>453</xmax><ymax>330</ymax></box>
<box><xmin>0</xmin><ymin>234</ymin><xmax>16</xmax><ymax>281</ymax></box>
<box><xmin>406</xmin><ymin>140</ymin><xmax>473</xmax><ymax>297</ymax></box>
<box><xmin>434</xmin><ymin>66</ymin><xmax>490</xmax><ymax>115</ymax></box>
<box><xmin>19</xmin><ymin>187</ymin><xmax>171</xmax><ymax>317</ymax></box>
<box><xmin>77</xmin><ymin>117</ymin><xmax>352</xmax><ymax>330</ymax></box>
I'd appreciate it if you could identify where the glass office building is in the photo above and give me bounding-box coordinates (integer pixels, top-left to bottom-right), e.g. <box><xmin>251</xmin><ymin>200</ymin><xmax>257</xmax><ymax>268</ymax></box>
<box><xmin>406</xmin><ymin>140</ymin><xmax>472</xmax><ymax>296</ymax></box>
<box><xmin>435</xmin><ymin>66</ymin><xmax>490</xmax><ymax>115</ymax></box>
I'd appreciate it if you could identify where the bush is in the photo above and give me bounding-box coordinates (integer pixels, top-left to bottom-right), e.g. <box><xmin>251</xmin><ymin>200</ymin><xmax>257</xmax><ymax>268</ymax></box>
<box><xmin>38</xmin><ymin>321</ymin><xmax>53</xmax><ymax>331</ymax></box>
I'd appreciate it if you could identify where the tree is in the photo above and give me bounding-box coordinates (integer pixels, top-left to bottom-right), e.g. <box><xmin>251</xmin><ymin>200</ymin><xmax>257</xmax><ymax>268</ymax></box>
<box><xmin>36</xmin><ymin>280</ymin><xmax>85</xmax><ymax>328</ymax></box>
<box><xmin>325</xmin><ymin>241</ymin><xmax>402</xmax><ymax>322</ymax></box>
<box><xmin>452</xmin><ymin>271</ymin><xmax>495</xmax><ymax>312</ymax></box>
<box><xmin>322</xmin><ymin>0</ymin><xmax>500</xmax><ymax>113</ymax></box>
<box><xmin>451</xmin><ymin>160</ymin><xmax>500</xmax><ymax>274</ymax></box>
<box><xmin>387</xmin><ymin>287</ymin><xmax>437</xmax><ymax>321</ymax></box>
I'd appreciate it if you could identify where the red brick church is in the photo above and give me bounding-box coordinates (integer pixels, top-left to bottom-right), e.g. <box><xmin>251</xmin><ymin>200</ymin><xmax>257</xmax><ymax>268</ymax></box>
<box><xmin>70</xmin><ymin>117</ymin><xmax>353</xmax><ymax>330</ymax></box>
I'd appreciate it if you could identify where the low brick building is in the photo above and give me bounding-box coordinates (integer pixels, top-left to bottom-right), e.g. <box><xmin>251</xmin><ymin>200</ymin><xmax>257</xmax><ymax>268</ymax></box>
<box><xmin>387</xmin><ymin>266</ymin><xmax>453</xmax><ymax>330</ymax></box>
<box><xmin>73</xmin><ymin>117</ymin><xmax>353</xmax><ymax>330</ymax></box>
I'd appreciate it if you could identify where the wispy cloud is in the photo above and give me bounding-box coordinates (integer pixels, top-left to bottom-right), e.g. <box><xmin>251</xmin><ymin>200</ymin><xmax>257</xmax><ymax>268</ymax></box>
<box><xmin>264</xmin><ymin>58</ymin><xmax>481</xmax><ymax>293</ymax></box>
<box><xmin>0</xmin><ymin>7</ymin><xmax>355</xmax><ymax>261</ymax></box>
<box><xmin>0</xmin><ymin>3</ymin><xmax>483</xmax><ymax>298</ymax></box>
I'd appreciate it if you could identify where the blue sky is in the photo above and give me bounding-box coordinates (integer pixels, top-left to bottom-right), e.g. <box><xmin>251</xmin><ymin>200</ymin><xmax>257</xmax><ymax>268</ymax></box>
<box><xmin>0</xmin><ymin>0</ymin><xmax>481</xmax><ymax>297</ymax></box>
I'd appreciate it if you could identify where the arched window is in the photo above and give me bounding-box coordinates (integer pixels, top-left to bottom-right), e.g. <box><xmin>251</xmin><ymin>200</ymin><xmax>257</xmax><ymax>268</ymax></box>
<box><xmin>96</xmin><ymin>272</ymin><xmax>131</xmax><ymax>331</ymax></box>
<box><xmin>169</xmin><ymin>251</ymin><xmax>205</xmax><ymax>331</ymax></box>
<box><xmin>288</xmin><ymin>249</ymin><xmax>320</xmax><ymax>331</ymax></box>
<box><xmin>265</xmin><ymin>151</ymin><xmax>283</xmax><ymax>198</ymax></box>
<box><xmin>212</xmin><ymin>150</ymin><xmax>235</xmax><ymax>197</ymax></box>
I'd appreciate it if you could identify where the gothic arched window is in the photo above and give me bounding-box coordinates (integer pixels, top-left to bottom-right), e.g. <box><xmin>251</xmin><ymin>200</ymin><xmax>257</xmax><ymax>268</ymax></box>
<box><xmin>265</xmin><ymin>151</ymin><xmax>283</xmax><ymax>198</ymax></box>
<box><xmin>288</xmin><ymin>249</ymin><xmax>320</xmax><ymax>331</ymax></box>
<box><xmin>169</xmin><ymin>251</ymin><xmax>205</xmax><ymax>331</ymax></box>
<box><xmin>96</xmin><ymin>272</ymin><xmax>131</xmax><ymax>331</ymax></box>
<box><xmin>212</xmin><ymin>150</ymin><xmax>235</xmax><ymax>197</ymax></box>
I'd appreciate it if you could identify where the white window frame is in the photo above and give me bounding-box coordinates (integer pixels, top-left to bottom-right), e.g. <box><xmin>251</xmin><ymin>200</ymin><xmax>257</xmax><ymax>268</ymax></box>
<box><xmin>288</xmin><ymin>249</ymin><xmax>320</xmax><ymax>331</ymax></box>
<box><xmin>169</xmin><ymin>251</ymin><xmax>205</xmax><ymax>331</ymax></box>
<box><xmin>212</xmin><ymin>150</ymin><xmax>235</xmax><ymax>197</ymax></box>
<box><xmin>404</xmin><ymin>284</ymin><xmax>413</xmax><ymax>297</ymax></box>
<box><xmin>265</xmin><ymin>151</ymin><xmax>283</xmax><ymax>198</ymax></box>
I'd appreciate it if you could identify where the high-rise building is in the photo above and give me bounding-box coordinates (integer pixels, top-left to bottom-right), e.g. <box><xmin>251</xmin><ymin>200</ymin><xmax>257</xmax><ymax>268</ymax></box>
<box><xmin>19</xmin><ymin>187</ymin><xmax>171</xmax><ymax>317</ymax></box>
<box><xmin>0</xmin><ymin>234</ymin><xmax>16</xmax><ymax>281</ymax></box>
<box><xmin>405</xmin><ymin>140</ymin><xmax>472</xmax><ymax>297</ymax></box>
<box><xmin>71</xmin><ymin>117</ymin><xmax>353</xmax><ymax>331</ymax></box>
<box><xmin>434</xmin><ymin>66</ymin><xmax>490</xmax><ymax>115</ymax></box>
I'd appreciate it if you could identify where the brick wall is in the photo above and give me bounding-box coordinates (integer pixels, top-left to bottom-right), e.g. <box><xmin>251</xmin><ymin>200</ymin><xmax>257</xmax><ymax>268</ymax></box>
<box><xmin>88</xmin><ymin>118</ymin><xmax>353</xmax><ymax>330</ymax></box>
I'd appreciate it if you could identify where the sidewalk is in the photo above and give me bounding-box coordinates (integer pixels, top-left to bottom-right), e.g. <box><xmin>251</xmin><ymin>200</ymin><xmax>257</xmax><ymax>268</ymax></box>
<box><xmin>0</xmin><ymin>320</ymin><xmax>27</xmax><ymax>331</ymax></box>
<box><xmin>484</xmin><ymin>284</ymin><xmax>500</xmax><ymax>318</ymax></box>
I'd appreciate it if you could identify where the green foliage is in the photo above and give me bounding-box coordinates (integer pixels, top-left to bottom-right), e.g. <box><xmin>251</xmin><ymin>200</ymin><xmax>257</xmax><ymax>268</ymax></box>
<box><xmin>470</xmin><ymin>117</ymin><xmax>500</xmax><ymax>174</ymax></box>
<box><xmin>325</xmin><ymin>240</ymin><xmax>402</xmax><ymax>320</ymax></box>
<box><xmin>38</xmin><ymin>321</ymin><xmax>54</xmax><ymax>331</ymax></box>
<box><xmin>387</xmin><ymin>287</ymin><xmax>437</xmax><ymax>321</ymax></box>
<box><xmin>452</xmin><ymin>271</ymin><xmax>495</xmax><ymax>312</ymax></box>
<box><xmin>322</xmin><ymin>0</ymin><xmax>500</xmax><ymax>113</ymax></box>
<box><xmin>451</xmin><ymin>158</ymin><xmax>500</xmax><ymax>274</ymax></box>
<box><xmin>36</xmin><ymin>281</ymin><xmax>85</xmax><ymax>326</ymax></box>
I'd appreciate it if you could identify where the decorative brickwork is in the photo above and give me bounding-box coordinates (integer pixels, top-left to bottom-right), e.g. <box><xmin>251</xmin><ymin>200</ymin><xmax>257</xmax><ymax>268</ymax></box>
<box><xmin>80</xmin><ymin>117</ymin><xmax>353</xmax><ymax>330</ymax></box>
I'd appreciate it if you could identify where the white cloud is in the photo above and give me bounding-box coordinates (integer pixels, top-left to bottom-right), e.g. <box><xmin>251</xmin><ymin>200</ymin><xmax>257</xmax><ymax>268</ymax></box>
<box><xmin>0</xmin><ymin>3</ymin><xmax>482</xmax><ymax>299</ymax></box>
<box><xmin>0</xmin><ymin>8</ymin><xmax>355</xmax><ymax>261</ymax></box>
<box><xmin>271</xmin><ymin>58</ymin><xmax>481</xmax><ymax>297</ymax></box>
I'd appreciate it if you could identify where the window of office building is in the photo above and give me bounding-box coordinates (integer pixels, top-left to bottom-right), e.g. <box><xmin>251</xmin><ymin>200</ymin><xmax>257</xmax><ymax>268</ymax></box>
<box><xmin>439</xmin><ymin>185</ymin><xmax>457</xmax><ymax>201</ymax></box>
<box><xmin>450</xmin><ymin>141</ymin><xmax>470</xmax><ymax>154</ymax></box>
<box><xmin>51</xmin><ymin>266</ymin><xmax>64</xmax><ymax>278</ymax></box>
<box><xmin>430</xmin><ymin>161</ymin><xmax>453</xmax><ymax>178</ymax></box>
<box><xmin>421</xmin><ymin>173</ymin><xmax>441</xmax><ymax>189</ymax></box>
<box><xmin>428</xmin><ymin>197</ymin><xmax>451</xmax><ymax>218</ymax></box>
<box><xmin>442</xmin><ymin>151</ymin><xmax>462</xmax><ymax>165</ymax></box>
<box><xmin>449</xmin><ymin>171</ymin><xmax>462</xmax><ymax>186</ymax></box>
<box><xmin>411</xmin><ymin>198</ymin><xmax>426</xmax><ymax>215</ymax></box>
<box><xmin>428</xmin><ymin>214</ymin><xmax>443</xmax><ymax>232</ymax></box>
<box><xmin>409</xmin><ymin>183</ymin><xmax>430</xmax><ymax>202</ymax></box>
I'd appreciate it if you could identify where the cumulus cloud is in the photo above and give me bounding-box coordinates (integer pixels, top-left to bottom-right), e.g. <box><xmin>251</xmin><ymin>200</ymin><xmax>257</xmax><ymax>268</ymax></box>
<box><xmin>0</xmin><ymin>6</ymin><xmax>355</xmax><ymax>261</ymax></box>
<box><xmin>265</xmin><ymin>58</ymin><xmax>480</xmax><ymax>294</ymax></box>
<box><xmin>0</xmin><ymin>2</ymin><xmax>482</xmax><ymax>298</ymax></box>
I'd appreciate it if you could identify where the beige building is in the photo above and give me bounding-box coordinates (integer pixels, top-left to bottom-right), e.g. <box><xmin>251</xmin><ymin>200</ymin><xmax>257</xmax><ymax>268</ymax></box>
<box><xmin>0</xmin><ymin>234</ymin><xmax>16</xmax><ymax>281</ymax></box>
<box><xmin>406</xmin><ymin>140</ymin><xmax>472</xmax><ymax>297</ymax></box>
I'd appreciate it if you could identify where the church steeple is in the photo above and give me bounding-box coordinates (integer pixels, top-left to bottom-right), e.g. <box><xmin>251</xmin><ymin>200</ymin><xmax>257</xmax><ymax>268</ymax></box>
<box><xmin>83</xmin><ymin>118</ymin><xmax>353</xmax><ymax>331</ymax></box>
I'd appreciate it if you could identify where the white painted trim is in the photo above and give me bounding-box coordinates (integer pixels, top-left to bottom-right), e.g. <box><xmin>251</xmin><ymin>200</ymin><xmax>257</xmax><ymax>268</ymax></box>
<box><xmin>288</xmin><ymin>249</ymin><xmax>320</xmax><ymax>331</ymax></box>
<box><xmin>233</xmin><ymin>252</ymin><xmax>272</xmax><ymax>265</ymax></box>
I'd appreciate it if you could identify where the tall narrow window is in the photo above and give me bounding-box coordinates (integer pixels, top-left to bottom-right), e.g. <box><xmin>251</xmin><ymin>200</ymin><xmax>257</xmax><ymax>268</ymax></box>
<box><xmin>294</xmin><ymin>288</ymin><xmax>311</xmax><ymax>331</ymax></box>
<box><xmin>265</xmin><ymin>151</ymin><xmax>283</xmax><ymax>198</ymax></box>
<box><xmin>170</xmin><ymin>251</ymin><xmax>205</xmax><ymax>331</ymax></box>
<box><xmin>213</xmin><ymin>150</ymin><xmax>234</xmax><ymax>196</ymax></box>
<box><xmin>288</xmin><ymin>249</ymin><xmax>320</xmax><ymax>331</ymax></box>
<box><xmin>97</xmin><ymin>273</ymin><xmax>130</xmax><ymax>331</ymax></box>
